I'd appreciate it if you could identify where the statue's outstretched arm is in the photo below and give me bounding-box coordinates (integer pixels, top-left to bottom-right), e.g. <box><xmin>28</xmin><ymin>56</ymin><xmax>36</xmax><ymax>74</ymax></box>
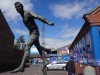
<box><xmin>29</xmin><ymin>11</ymin><xmax>54</xmax><ymax>26</ymax></box>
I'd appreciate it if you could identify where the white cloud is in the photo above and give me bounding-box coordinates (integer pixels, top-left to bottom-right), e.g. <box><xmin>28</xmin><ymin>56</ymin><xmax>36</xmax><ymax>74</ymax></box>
<box><xmin>50</xmin><ymin>0</ymin><xmax>100</xmax><ymax>19</ymax></box>
<box><xmin>0</xmin><ymin>0</ymin><xmax>34</xmax><ymax>22</ymax></box>
<box><xmin>45</xmin><ymin>38</ymin><xmax>72</xmax><ymax>49</ymax></box>
<box><xmin>39</xmin><ymin>24</ymin><xmax>80</xmax><ymax>49</ymax></box>
<box><xmin>59</xmin><ymin>24</ymin><xmax>80</xmax><ymax>38</ymax></box>
<box><xmin>31</xmin><ymin>48</ymin><xmax>38</xmax><ymax>53</ymax></box>
<box><xmin>14</xmin><ymin>28</ymin><xmax>29</xmax><ymax>35</ymax></box>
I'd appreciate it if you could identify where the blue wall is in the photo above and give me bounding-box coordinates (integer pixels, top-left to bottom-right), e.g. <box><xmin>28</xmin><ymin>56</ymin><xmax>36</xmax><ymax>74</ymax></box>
<box><xmin>91</xmin><ymin>26</ymin><xmax>100</xmax><ymax>61</ymax></box>
<box><xmin>72</xmin><ymin>26</ymin><xmax>100</xmax><ymax>66</ymax></box>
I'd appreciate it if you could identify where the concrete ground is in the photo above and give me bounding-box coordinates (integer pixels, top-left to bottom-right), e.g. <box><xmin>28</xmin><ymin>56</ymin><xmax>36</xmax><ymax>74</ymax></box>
<box><xmin>0</xmin><ymin>64</ymin><xmax>66</xmax><ymax>75</ymax></box>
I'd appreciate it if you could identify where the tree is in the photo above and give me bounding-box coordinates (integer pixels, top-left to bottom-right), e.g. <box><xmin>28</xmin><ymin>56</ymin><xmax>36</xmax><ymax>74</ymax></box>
<box><xmin>14</xmin><ymin>35</ymin><xmax>26</xmax><ymax>50</ymax></box>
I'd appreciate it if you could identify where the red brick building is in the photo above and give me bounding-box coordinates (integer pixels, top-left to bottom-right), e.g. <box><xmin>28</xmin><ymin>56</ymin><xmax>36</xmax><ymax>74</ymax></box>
<box><xmin>0</xmin><ymin>10</ymin><xmax>24</xmax><ymax>70</ymax></box>
<box><xmin>69</xmin><ymin>6</ymin><xmax>100</xmax><ymax>75</ymax></box>
<box><xmin>0</xmin><ymin>9</ymin><xmax>14</xmax><ymax>69</ymax></box>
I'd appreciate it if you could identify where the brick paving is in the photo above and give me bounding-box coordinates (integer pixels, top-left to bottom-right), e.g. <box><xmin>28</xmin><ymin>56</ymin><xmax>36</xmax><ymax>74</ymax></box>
<box><xmin>0</xmin><ymin>64</ymin><xmax>66</xmax><ymax>75</ymax></box>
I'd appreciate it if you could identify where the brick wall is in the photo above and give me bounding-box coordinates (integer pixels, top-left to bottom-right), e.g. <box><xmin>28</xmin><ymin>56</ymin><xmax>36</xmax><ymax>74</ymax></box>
<box><xmin>87</xmin><ymin>11</ymin><xmax>100</xmax><ymax>25</ymax></box>
<box><xmin>75</xmin><ymin>62</ymin><xmax>100</xmax><ymax>75</ymax></box>
<box><xmin>69</xmin><ymin>6</ymin><xmax>100</xmax><ymax>75</ymax></box>
<box><xmin>0</xmin><ymin>10</ymin><xmax>24</xmax><ymax>70</ymax></box>
<box><xmin>0</xmin><ymin>9</ymin><xmax>15</xmax><ymax>69</ymax></box>
<box><xmin>0</xmin><ymin>49</ymin><xmax>24</xmax><ymax>70</ymax></box>
<box><xmin>0</xmin><ymin>32</ymin><xmax>14</xmax><ymax>69</ymax></box>
<box><xmin>12</xmin><ymin>49</ymin><xmax>24</xmax><ymax>68</ymax></box>
<box><xmin>75</xmin><ymin>7</ymin><xmax>100</xmax><ymax>75</ymax></box>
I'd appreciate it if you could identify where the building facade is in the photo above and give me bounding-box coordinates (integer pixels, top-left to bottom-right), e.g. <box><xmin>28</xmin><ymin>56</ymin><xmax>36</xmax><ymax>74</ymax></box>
<box><xmin>69</xmin><ymin>6</ymin><xmax>100</xmax><ymax>75</ymax></box>
<box><xmin>0</xmin><ymin>9</ymin><xmax>24</xmax><ymax>71</ymax></box>
<box><xmin>0</xmin><ymin>9</ymin><xmax>15</xmax><ymax>70</ymax></box>
<box><xmin>57</xmin><ymin>45</ymin><xmax>70</xmax><ymax>60</ymax></box>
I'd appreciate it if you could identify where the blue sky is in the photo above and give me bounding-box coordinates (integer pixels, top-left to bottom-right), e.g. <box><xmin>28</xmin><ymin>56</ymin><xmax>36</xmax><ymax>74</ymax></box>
<box><xmin>0</xmin><ymin>0</ymin><xmax>100</xmax><ymax>53</ymax></box>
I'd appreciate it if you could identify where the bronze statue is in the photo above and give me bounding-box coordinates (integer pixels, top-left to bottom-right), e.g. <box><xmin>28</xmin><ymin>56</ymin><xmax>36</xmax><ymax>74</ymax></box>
<box><xmin>11</xmin><ymin>2</ymin><xmax>54</xmax><ymax>73</ymax></box>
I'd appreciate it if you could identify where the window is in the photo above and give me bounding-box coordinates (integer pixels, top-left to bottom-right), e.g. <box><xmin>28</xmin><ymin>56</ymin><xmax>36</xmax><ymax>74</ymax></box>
<box><xmin>78</xmin><ymin>41</ymin><xmax>81</xmax><ymax>61</ymax></box>
<box><xmin>85</xmin><ymin>31</ymin><xmax>94</xmax><ymax>64</ymax></box>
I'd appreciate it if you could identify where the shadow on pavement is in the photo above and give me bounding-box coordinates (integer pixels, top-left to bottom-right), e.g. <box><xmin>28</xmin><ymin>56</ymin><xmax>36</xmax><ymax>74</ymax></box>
<box><xmin>0</xmin><ymin>64</ymin><xmax>30</xmax><ymax>73</ymax></box>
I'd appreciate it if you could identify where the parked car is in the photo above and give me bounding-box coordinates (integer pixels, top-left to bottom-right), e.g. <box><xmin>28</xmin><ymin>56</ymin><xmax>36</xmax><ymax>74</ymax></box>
<box><xmin>46</xmin><ymin>60</ymin><xmax>68</xmax><ymax>70</ymax></box>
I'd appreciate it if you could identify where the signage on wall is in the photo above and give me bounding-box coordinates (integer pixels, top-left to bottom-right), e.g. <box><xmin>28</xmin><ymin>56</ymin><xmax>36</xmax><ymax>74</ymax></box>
<box><xmin>50</xmin><ymin>57</ymin><xmax>58</xmax><ymax>62</ymax></box>
<box><xmin>61</xmin><ymin>47</ymin><xmax>69</xmax><ymax>55</ymax></box>
<box><xmin>62</xmin><ymin>54</ymin><xmax>69</xmax><ymax>60</ymax></box>
<box><xmin>49</xmin><ymin>54</ymin><xmax>57</xmax><ymax>56</ymax></box>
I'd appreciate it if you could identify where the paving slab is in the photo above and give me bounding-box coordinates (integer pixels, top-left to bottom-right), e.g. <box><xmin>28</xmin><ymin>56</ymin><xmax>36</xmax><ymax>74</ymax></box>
<box><xmin>0</xmin><ymin>64</ymin><xmax>66</xmax><ymax>75</ymax></box>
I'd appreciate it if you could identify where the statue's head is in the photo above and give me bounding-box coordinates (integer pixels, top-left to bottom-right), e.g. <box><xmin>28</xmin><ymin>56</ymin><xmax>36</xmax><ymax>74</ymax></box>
<box><xmin>14</xmin><ymin>2</ymin><xmax>24</xmax><ymax>13</ymax></box>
